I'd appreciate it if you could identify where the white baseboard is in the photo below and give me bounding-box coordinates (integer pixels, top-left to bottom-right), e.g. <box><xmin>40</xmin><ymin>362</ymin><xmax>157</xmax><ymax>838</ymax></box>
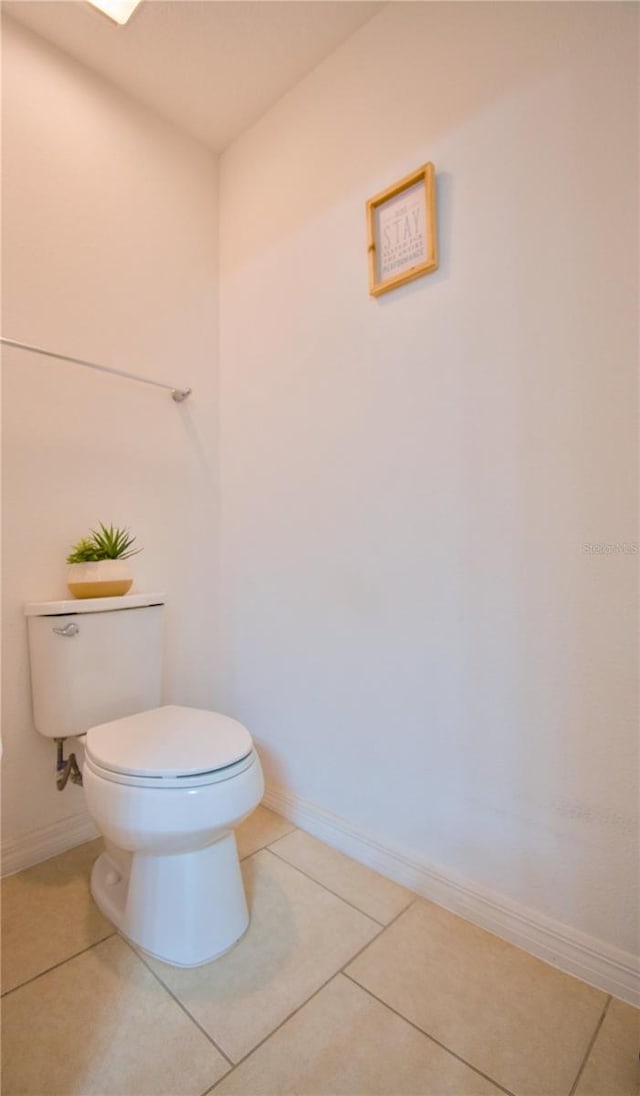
<box><xmin>263</xmin><ymin>781</ymin><xmax>639</xmax><ymax>1007</ymax></box>
<box><xmin>1</xmin><ymin>810</ymin><xmax>100</xmax><ymax>877</ymax></box>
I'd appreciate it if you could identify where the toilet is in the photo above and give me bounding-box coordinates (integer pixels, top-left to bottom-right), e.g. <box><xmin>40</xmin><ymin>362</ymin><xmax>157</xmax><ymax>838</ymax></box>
<box><xmin>24</xmin><ymin>593</ymin><xmax>264</xmax><ymax>967</ymax></box>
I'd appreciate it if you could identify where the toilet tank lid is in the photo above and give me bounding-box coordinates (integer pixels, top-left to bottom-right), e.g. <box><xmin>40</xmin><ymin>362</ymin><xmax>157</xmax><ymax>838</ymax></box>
<box><xmin>24</xmin><ymin>592</ymin><xmax>166</xmax><ymax>617</ymax></box>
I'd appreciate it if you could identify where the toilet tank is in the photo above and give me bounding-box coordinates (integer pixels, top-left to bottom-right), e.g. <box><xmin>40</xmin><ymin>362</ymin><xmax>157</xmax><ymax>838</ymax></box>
<box><xmin>25</xmin><ymin>593</ymin><xmax>165</xmax><ymax>739</ymax></box>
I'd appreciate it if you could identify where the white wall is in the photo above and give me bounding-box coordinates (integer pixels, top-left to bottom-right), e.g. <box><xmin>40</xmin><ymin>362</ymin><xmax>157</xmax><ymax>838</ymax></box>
<box><xmin>1</xmin><ymin>18</ymin><xmax>219</xmax><ymax>860</ymax></box>
<box><xmin>219</xmin><ymin>1</ymin><xmax>638</xmax><ymax>959</ymax></box>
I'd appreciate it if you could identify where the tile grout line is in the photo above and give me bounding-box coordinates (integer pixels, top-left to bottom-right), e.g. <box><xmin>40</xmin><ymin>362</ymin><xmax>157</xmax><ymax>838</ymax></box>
<box><xmin>121</xmin><ymin>936</ymin><xmax>235</xmax><ymax>1070</ymax></box>
<box><xmin>201</xmin><ymin>899</ymin><xmax>420</xmax><ymax>1094</ymax></box>
<box><xmin>237</xmin><ymin>819</ymin><xmax>297</xmax><ymax>862</ymax></box>
<box><xmin>204</xmin><ymin>891</ymin><xmax>516</xmax><ymax>1096</ymax></box>
<box><xmin>200</xmin><ymin>968</ymin><xmax>368</xmax><ymax>1094</ymax></box>
<box><xmin>568</xmin><ymin>995</ymin><xmax>611</xmax><ymax>1096</ymax></box>
<box><xmin>340</xmin><ymin>969</ymin><xmax>517</xmax><ymax>1096</ymax></box>
<box><xmin>0</xmin><ymin>931</ymin><xmax>117</xmax><ymax>998</ymax></box>
<box><xmin>264</xmin><ymin>844</ymin><xmax>413</xmax><ymax>928</ymax></box>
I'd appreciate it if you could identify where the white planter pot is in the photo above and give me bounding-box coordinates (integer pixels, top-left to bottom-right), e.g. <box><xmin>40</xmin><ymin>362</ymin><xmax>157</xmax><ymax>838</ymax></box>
<box><xmin>67</xmin><ymin>559</ymin><xmax>133</xmax><ymax>599</ymax></box>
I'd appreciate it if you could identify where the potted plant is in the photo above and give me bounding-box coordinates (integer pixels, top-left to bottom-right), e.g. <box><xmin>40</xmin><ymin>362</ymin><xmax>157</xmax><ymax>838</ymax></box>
<box><xmin>66</xmin><ymin>523</ymin><xmax>141</xmax><ymax>599</ymax></box>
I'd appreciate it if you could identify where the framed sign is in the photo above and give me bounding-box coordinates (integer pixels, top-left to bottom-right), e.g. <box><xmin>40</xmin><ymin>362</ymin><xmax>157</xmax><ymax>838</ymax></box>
<box><xmin>366</xmin><ymin>163</ymin><xmax>438</xmax><ymax>297</ymax></box>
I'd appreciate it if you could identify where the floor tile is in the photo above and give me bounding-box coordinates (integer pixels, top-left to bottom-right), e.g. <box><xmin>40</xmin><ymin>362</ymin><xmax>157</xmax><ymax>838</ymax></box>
<box><xmin>143</xmin><ymin>848</ymin><xmax>380</xmax><ymax>1063</ymax></box>
<box><xmin>575</xmin><ymin>997</ymin><xmax>640</xmax><ymax>1095</ymax></box>
<box><xmin>347</xmin><ymin>899</ymin><xmax>607</xmax><ymax>1096</ymax></box>
<box><xmin>269</xmin><ymin>828</ymin><xmax>414</xmax><ymax>924</ymax></box>
<box><xmin>1</xmin><ymin>935</ymin><xmax>230</xmax><ymax>1095</ymax></box>
<box><xmin>1</xmin><ymin>838</ymin><xmax>113</xmax><ymax>994</ymax></box>
<box><xmin>235</xmin><ymin>804</ymin><xmax>295</xmax><ymax>860</ymax></box>
<box><xmin>213</xmin><ymin>972</ymin><xmax>504</xmax><ymax>1095</ymax></box>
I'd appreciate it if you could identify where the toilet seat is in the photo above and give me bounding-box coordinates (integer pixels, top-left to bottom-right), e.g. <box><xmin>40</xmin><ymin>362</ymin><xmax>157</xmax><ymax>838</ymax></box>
<box><xmin>85</xmin><ymin>704</ymin><xmax>255</xmax><ymax>789</ymax></box>
<box><xmin>84</xmin><ymin>750</ymin><xmax>257</xmax><ymax>789</ymax></box>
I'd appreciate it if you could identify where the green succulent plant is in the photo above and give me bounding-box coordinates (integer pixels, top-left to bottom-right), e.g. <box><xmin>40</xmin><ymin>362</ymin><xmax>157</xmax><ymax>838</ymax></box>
<box><xmin>66</xmin><ymin>537</ymin><xmax>100</xmax><ymax>563</ymax></box>
<box><xmin>66</xmin><ymin>523</ymin><xmax>141</xmax><ymax>564</ymax></box>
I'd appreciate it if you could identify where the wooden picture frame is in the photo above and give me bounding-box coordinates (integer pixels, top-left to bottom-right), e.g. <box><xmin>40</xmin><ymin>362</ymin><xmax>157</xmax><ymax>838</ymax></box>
<box><xmin>366</xmin><ymin>163</ymin><xmax>438</xmax><ymax>297</ymax></box>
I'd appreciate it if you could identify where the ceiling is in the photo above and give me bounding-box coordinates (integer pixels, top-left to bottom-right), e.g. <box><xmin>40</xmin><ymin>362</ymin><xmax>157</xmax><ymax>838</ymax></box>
<box><xmin>4</xmin><ymin>0</ymin><xmax>384</xmax><ymax>152</ymax></box>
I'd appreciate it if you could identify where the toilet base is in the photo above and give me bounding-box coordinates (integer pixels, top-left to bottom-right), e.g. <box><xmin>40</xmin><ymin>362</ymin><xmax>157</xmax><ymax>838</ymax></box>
<box><xmin>91</xmin><ymin>832</ymin><xmax>249</xmax><ymax>966</ymax></box>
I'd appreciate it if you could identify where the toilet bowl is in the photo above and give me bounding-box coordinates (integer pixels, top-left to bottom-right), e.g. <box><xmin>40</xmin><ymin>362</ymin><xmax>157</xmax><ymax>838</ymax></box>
<box><xmin>83</xmin><ymin>704</ymin><xmax>265</xmax><ymax>966</ymax></box>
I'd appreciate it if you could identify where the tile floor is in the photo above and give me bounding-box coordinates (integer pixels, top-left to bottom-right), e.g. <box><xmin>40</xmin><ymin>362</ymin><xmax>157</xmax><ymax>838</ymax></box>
<box><xmin>1</xmin><ymin>805</ymin><xmax>638</xmax><ymax>1096</ymax></box>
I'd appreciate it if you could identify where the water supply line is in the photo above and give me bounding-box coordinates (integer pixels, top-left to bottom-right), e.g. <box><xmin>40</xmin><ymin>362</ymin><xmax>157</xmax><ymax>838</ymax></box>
<box><xmin>54</xmin><ymin>739</ymin><xmax>83</xmax><ymax>791</ymax></box>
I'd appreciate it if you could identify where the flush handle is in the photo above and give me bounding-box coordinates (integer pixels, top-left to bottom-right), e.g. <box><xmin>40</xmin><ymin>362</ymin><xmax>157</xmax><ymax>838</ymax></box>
<box><xmin>53</xmin><ymin>622</ymin><xmax>79</xmax><ymax>637</ymax></box>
